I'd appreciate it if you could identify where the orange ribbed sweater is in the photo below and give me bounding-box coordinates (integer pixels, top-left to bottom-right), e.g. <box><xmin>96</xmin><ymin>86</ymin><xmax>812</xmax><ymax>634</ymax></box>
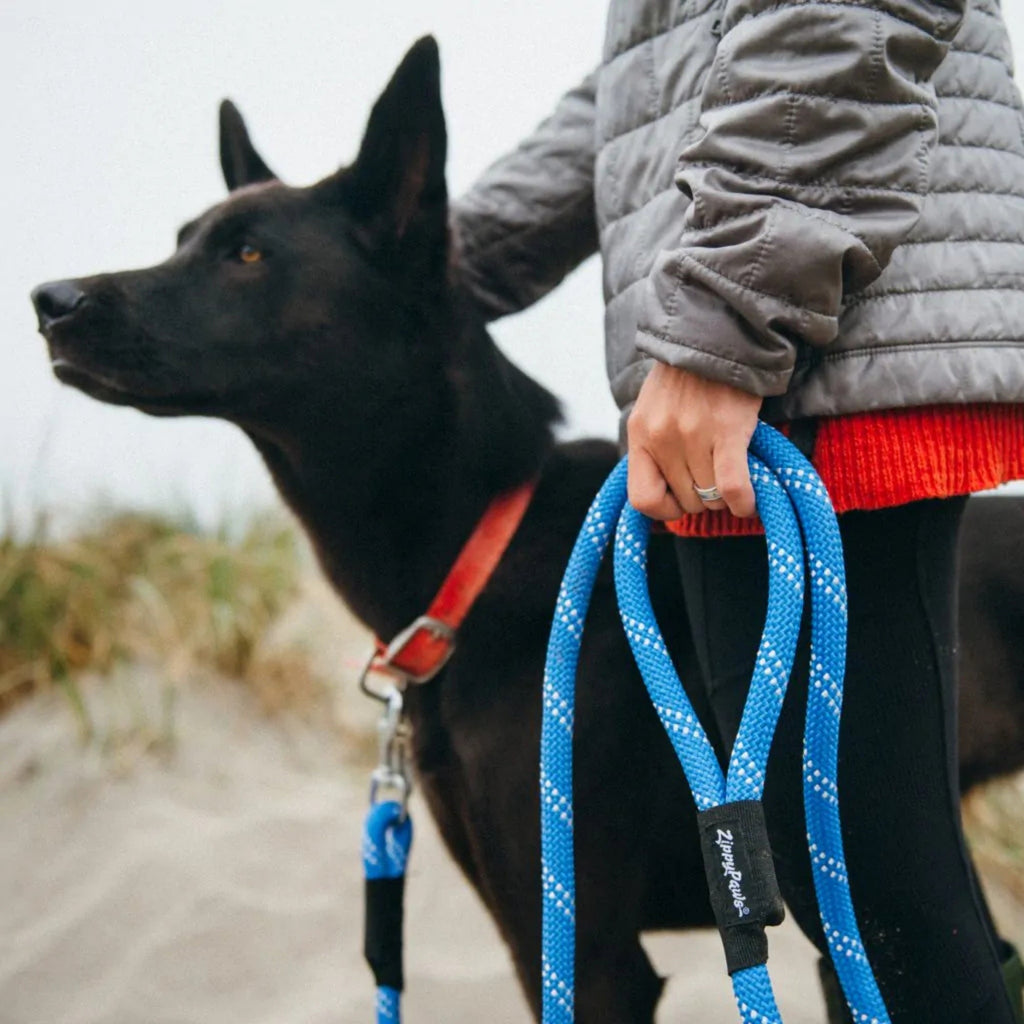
<box><xmin>666</xmin><ymin>405</ymin><xmax>1024</xmax><ymax>538</ymax></box>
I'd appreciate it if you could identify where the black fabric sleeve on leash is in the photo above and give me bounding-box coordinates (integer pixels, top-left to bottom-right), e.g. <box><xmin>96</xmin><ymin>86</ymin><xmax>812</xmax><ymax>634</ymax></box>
<box><xmin>364</xmin><ymin>877</ymin><xmax>405</xmax><ymax>991</ymax></box>
<box><xmin>697</xmin><ymin>801</ymin><xmax>786</xmax><ymax>975</ymax></box>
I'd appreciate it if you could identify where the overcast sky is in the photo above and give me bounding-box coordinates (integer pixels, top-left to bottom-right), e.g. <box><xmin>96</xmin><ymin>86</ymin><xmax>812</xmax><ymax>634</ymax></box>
<box><xmin>4</xmin><ymin>3</ymin><xmax>1023</xmax><ymax>531</ymax></box>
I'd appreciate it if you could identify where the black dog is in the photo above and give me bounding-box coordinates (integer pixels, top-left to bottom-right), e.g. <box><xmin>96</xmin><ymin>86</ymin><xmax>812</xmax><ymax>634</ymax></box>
<box><xmin>31</xmin><ymin>37</ymin><xmax>1023</xmax><ymax>1021</ymax></box>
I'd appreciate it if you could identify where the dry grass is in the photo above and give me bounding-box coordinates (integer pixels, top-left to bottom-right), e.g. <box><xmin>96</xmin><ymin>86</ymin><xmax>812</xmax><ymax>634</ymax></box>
<box><xmin>963</xmin><ymin>773</ymin><xmax>1024</xmax><ymax>950</ymax></box>
<box><xmin>965</xmin><ymin>774</ymin><xmax>1024</xmax><ymax>894</ymax></box>
<box><xmin>0</xmin><ymin>510</ymin><xmax>332</xmax><ymax>737</ymax></box>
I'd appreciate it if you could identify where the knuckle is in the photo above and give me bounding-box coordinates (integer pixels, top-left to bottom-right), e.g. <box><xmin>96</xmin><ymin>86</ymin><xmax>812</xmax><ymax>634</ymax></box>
<box><xmin>631</xmin><ymin>496</ymin><xmax>657</xmax><ymax>517</ymax></box>
<box><xmin>639</xmin><ymin>498</ymin><xmax>673</xmax><ymax>520</ymax></box>
<box><xmin>731</xmin><ymin>493</ymin><xmax>757</xmax><ymax>517</ymax></box>
<box><xmin>628</xmin><ymin>483</ymin><xmax>659</xmax><ymax>515</ymax></box>
<box><xmin>646</xmin><ymin>417</ymin><xmax>677</xmax><ymax>446</ymax></box>
<box><xmin>719</xmin><ymin>478</ymin><xmax>746</xmax><ymax>502</ymax></box>
<box><xmin>679</xmin><ymin>494</ymin><xmax>705</xmax><ymax>516</ymax></box>
<box><xmin>677</xmin><ymin>417</ymin><xmax>701</xmax><ymax>442</ymax></box>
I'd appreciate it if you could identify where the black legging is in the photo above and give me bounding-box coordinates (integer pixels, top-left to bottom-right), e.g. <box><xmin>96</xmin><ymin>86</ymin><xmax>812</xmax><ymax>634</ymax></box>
<box><xmin>674</xmin><ymin>498</ymin><xmax>1016</xmax><ymax>1024</ymax></box>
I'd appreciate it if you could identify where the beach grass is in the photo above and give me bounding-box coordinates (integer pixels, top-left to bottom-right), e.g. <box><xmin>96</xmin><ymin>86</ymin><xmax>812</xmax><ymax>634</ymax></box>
<box><xmin>0</xmin><ymin>509</ymin><xmax>327</xmax><ymax>737</ymax></box>
<box><xmin>965</xmin><ymin>775</ymin><xmax>1024</xmax><ymax>894</ymax></box>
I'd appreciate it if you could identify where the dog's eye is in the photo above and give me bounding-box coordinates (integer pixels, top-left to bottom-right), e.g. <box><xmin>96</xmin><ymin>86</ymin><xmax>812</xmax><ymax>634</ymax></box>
<box><xmin>236</xmin><ymin>244</ymin><xmax>263</xmax><ymax>264</ymax></box>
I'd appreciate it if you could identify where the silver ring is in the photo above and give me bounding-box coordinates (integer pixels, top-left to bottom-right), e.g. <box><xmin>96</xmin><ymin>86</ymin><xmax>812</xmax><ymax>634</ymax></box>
<box><xmin>693</xmin><ymin>483</ymin><xmax>722</xmax><ymax>503</ymax></box>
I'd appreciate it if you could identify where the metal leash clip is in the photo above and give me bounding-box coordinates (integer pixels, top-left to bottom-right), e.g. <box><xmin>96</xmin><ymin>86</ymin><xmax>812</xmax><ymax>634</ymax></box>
<box><xmin>368</xmin><ymin>685</ymin><xmax>412</xmax><ymax>818</ymax></box>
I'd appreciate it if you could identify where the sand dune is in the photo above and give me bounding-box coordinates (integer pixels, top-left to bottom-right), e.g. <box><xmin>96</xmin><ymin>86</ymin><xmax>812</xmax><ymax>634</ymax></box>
<box><xmin>0</xmin><ymin>669</ymin><xmax>968</xmax><ymax>1024</ymax></box>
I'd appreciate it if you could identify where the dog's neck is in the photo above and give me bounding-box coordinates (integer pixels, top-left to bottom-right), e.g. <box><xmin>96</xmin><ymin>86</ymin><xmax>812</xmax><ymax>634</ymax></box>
<box><xmin>247</xmin><ymin>304</ymin><xmax>560</xmax><ymax>640</ymax></box>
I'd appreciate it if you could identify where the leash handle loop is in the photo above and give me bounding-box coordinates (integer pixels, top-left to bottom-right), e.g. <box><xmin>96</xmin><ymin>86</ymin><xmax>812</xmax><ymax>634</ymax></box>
<box><xmin>541</xmin><ymin>422</ymin><xmax>891</xmax><ymax>1024</ymax></box>
<box><xmin>540</xmin><ymin>459</ymin><xmax>628</xmax><ymax>1022</ymax></box>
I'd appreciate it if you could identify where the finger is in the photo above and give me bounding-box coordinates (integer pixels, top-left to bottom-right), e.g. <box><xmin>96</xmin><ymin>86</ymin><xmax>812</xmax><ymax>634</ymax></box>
<box><xmin>627</xmin><ymin>445</ymin><xmax>686</xmax><ymax>520</ymax></box>
<box><xmin>658</xmin><ymin>450</ymin><xmax>705</xmax><ymax>515</ymax></box>
<box><xmin>687</xmin><ymin>445</ymin><xmax>728</xmax><ymax>512</ymax></box>
<box><xmin>713</xmin><ymin>440</ymin><xmax>757</xmax><ymax>518</ymax></box>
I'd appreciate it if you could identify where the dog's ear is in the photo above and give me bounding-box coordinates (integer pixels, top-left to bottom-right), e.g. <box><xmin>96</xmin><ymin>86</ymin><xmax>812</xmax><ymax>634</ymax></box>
<box><xmin>219</xmin><ymin>100</ymin><xmax>277</xmax><ymax>191</ymax></box>
<box><xmin>329</xmin><ymin>36</ymin><xmax>447</xmax><ymax>240</ymax></box>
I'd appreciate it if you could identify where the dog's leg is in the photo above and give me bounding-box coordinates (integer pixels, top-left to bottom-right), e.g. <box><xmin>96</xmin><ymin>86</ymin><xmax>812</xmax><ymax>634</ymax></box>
<box><xmin>458</xmin><ymin>769</ymin><xmax>668</xmax><ymax>1023</ymax></box>
<box><xmin>546</xmin><ymin>941</ymin><xmax>664</xmax><ymax>1024</ymax></box>
<box><xmin>482</xmin><ymin>848</ymin><xmax>663</xmax><ymax>1023</ymax></box>
<box><xmin>427</xmin><ymin>750</ymin><xmax>664</xmax><ymax>1023</ymax></box>
<box><xmin>575</xmin><ymin>930</ymin><xmax>664</xmax><ymax>1023</ymax></box>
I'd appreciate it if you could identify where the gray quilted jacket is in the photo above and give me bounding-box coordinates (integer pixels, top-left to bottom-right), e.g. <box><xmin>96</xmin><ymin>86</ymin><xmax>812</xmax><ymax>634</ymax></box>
<box><xmin>453</xmin><ymin>0</ymin><xmax>1024</xmax><ymax>423</ymax></box>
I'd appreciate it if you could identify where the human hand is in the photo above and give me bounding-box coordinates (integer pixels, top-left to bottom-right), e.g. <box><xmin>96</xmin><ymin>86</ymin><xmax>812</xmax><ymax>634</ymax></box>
<box><xmin>627</xmin><ymin>362</ymin><xmax>762</xmax><ymax>519</ymax></box>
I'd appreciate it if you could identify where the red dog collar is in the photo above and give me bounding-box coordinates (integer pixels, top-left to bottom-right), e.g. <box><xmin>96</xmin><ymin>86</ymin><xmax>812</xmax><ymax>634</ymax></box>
<box><xmin>363</xmin><ymin>480</ymin><xmax>537</xmax><ymax>688</ymax></box>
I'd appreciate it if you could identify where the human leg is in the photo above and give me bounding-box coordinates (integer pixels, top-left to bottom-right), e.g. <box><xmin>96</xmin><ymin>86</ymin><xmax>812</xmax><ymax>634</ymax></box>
<box><xmin>674</xmin><ymin>499</ymin><xmax>1017</xmax><ymax>1022</ymax></box>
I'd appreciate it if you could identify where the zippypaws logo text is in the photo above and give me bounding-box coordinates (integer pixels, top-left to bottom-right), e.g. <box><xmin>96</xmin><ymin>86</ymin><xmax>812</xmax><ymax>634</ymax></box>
<box><xmin>715</xmin><ymin>828</ymin><xmax>750</xmax><ymax>918</ymax></box>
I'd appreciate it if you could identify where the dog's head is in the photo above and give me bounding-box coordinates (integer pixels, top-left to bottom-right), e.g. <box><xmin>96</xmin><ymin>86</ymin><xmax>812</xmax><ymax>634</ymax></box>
<box><xmin>31</xmin><ymin>37</ymin><xmax>449</xmax><ymax>427</ymax></box>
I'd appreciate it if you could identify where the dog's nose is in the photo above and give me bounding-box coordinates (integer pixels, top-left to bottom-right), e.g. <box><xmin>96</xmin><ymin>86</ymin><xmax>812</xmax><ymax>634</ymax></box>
<box><xmin>31</xmin><ymin>280</ymin><xmax>88</xmax><ymax>330</ymax></box>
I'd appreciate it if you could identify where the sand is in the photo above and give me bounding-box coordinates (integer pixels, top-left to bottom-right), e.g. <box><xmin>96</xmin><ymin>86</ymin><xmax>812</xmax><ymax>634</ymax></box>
<box><xmin>0</xmin><ymin>669</ymin><xmax>1012</xmax><ymax>1024</ymax></box>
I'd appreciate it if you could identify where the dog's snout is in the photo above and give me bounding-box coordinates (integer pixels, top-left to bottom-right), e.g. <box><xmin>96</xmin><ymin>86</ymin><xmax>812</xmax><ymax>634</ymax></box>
<box><xmin>31</xmin><ymin>280</ymin><xmax>88</xmax><ymax>330</ymax></box>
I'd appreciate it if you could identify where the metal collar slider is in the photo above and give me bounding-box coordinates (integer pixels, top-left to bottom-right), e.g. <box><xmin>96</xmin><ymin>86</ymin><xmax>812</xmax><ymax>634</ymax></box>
<box><xmin>359</xmin><ymin>615</ymin><xmax>456</xmax><ymax>700</ymax></box>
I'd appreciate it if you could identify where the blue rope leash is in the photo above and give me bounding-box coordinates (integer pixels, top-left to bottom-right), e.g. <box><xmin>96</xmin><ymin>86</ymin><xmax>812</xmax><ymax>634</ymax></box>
<box><xmin>363</xmin><ymin>799</ymin><xmax>413</xmax><ymax>1024</ymax></box>
<box><xmin>540</xmin><ymin>421</ymin><xmax>891</xmax><ymax>1023</ymax></box>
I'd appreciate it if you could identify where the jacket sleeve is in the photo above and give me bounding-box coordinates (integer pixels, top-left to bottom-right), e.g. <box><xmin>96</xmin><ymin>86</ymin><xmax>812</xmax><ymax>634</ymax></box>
<box><xmin>450</xmin><ymin>72</ymin><xmax>599</xmax><ymax>321</ymax></box>
<box><xmin>636</xmin><ymin>0</ymin><xmax>967</xmax><ymax>397</ymax></box>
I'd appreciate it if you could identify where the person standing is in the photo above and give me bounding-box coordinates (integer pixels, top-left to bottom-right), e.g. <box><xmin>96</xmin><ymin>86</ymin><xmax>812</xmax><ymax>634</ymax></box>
<box><xmin>453</xmin><ymin>0</ymin><xmax>1024</xmax><ymax>1020</ymax></box>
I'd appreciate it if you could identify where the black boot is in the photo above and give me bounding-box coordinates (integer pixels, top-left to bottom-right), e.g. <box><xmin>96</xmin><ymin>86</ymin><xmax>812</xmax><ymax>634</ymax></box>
<box><xmin>818</xmin><ymin>944</ymin><xmax>1024</xmax><ymax>1023</ymax></box>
